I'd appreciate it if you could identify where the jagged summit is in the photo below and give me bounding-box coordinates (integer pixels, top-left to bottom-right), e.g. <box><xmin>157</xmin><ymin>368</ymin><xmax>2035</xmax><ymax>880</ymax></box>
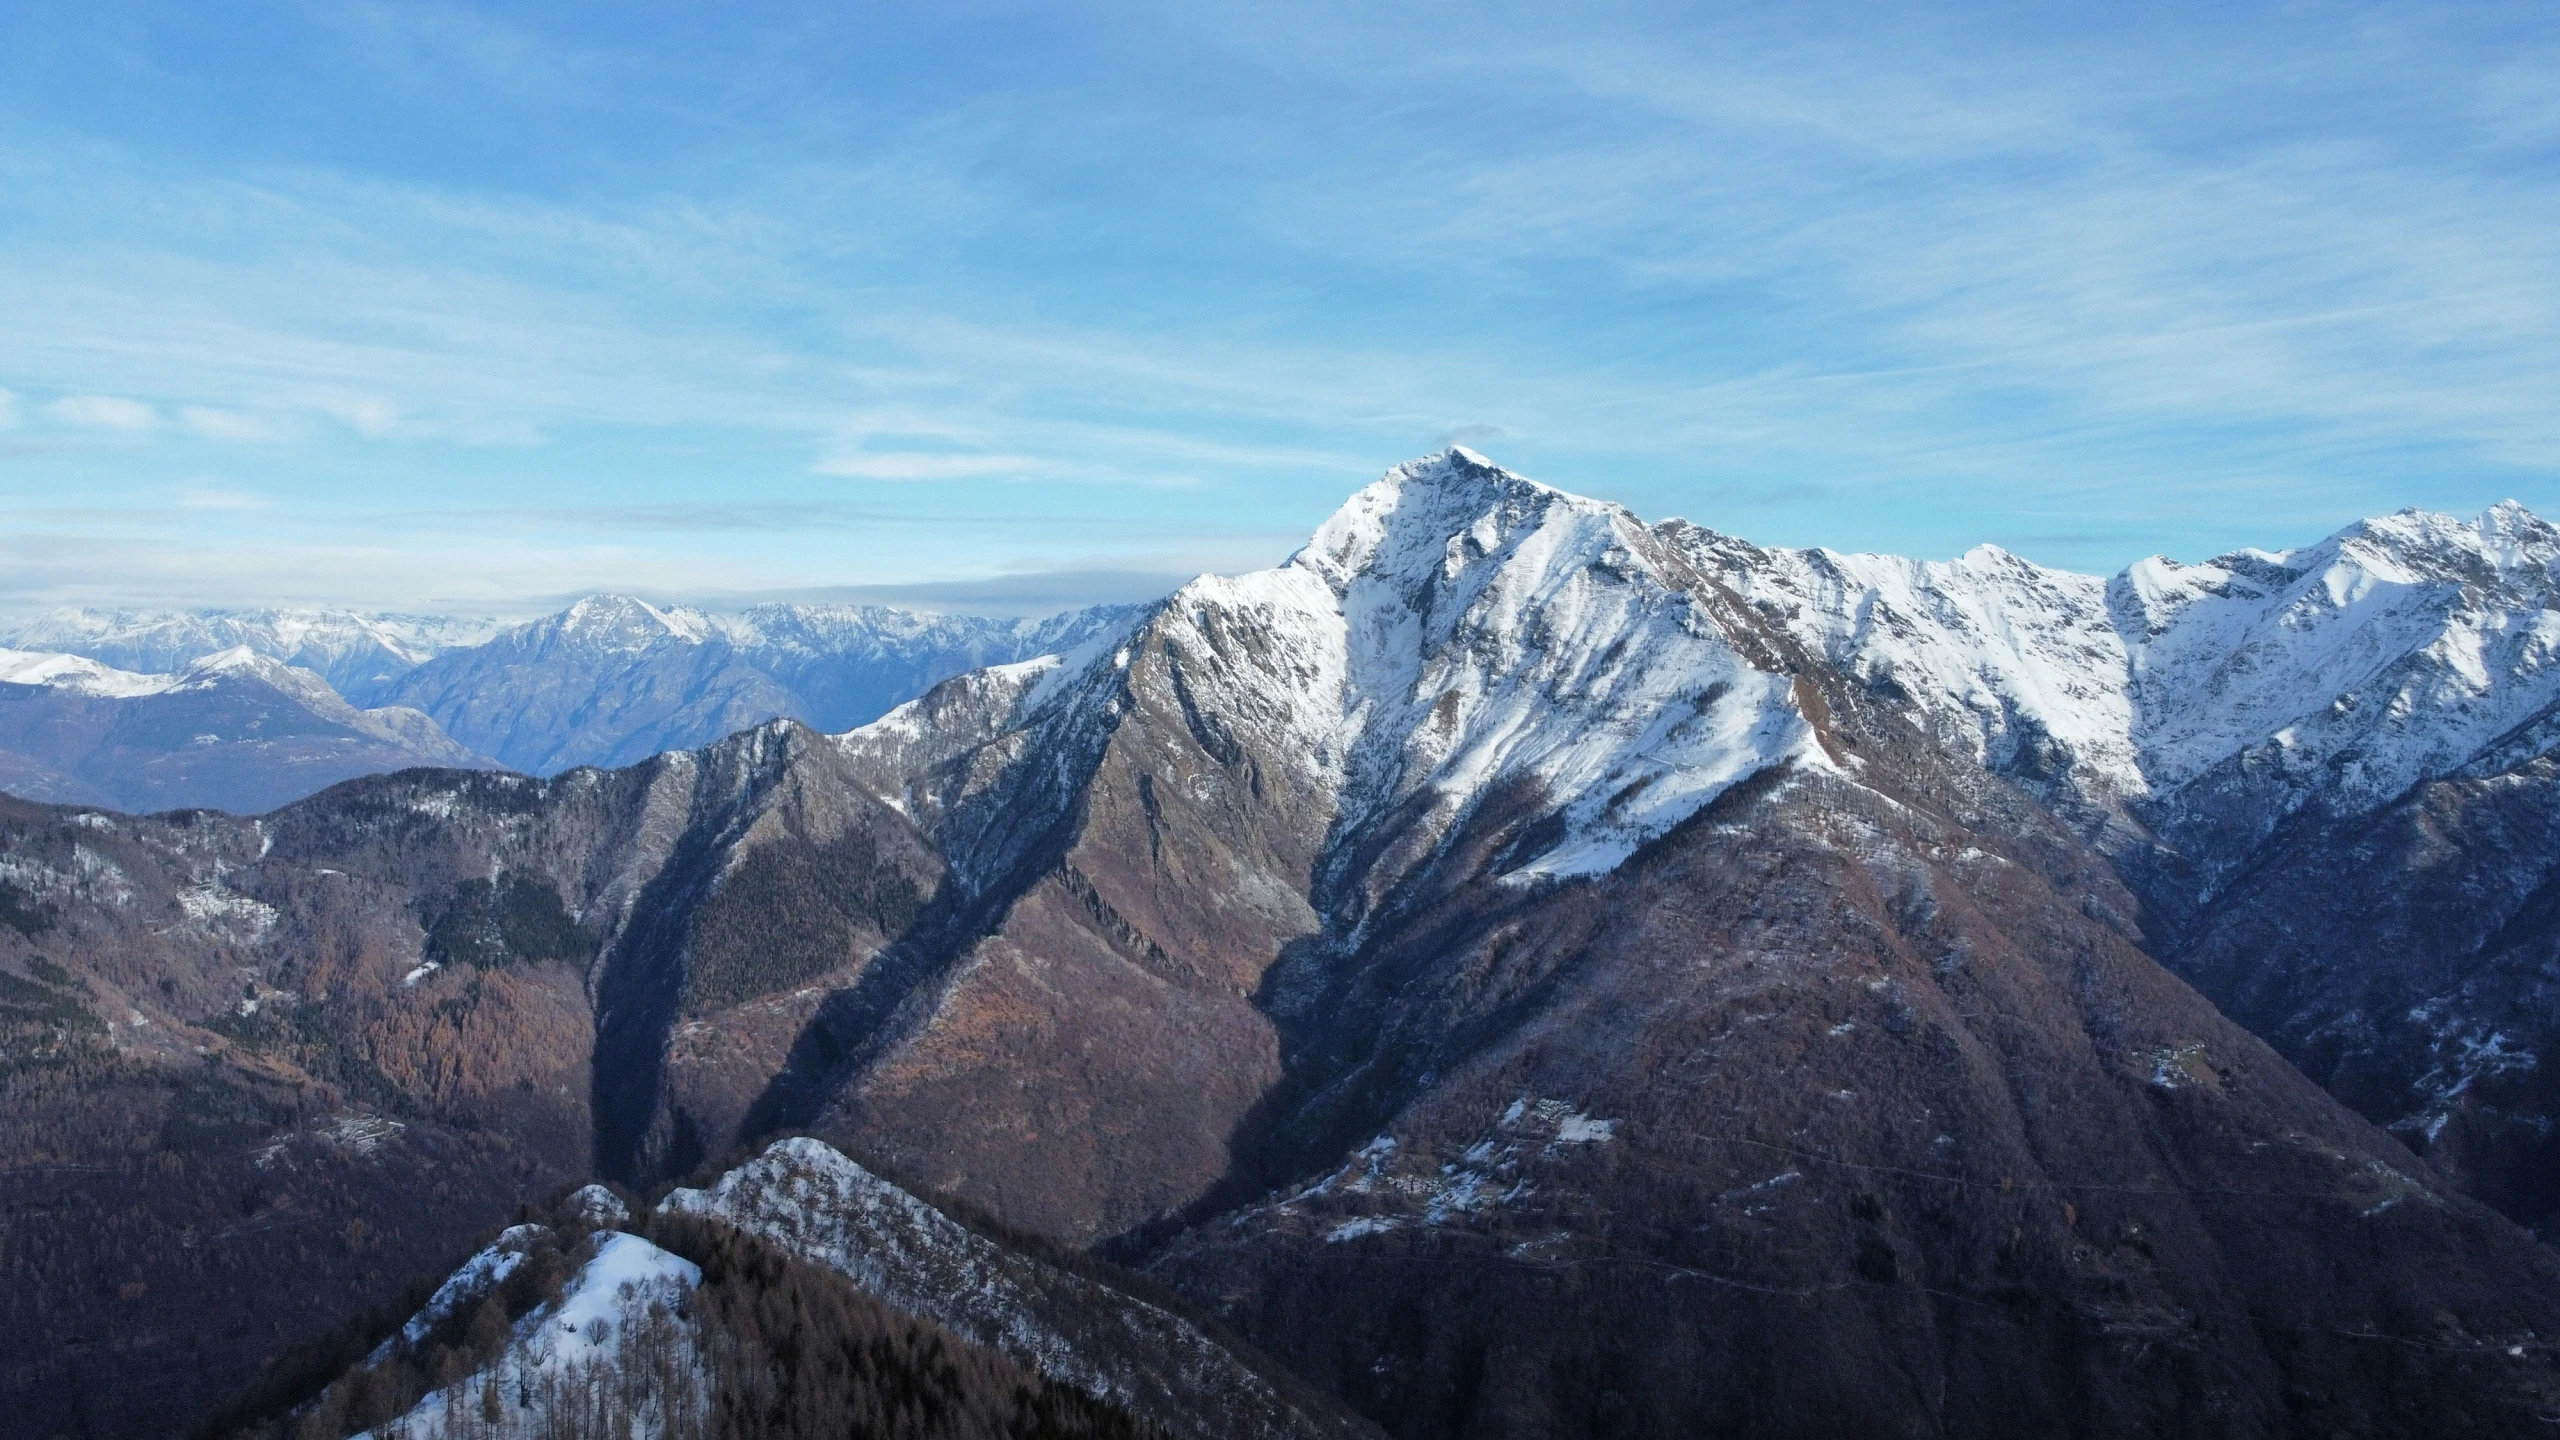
<box><xmin>1294</xmin><ymin>448</ymin><xmax>1588</xmax><ymax>591</ymax></box>
<box><xmin>535</xmin><ymin>593</ymin><xmax>716</xmax><ymax>651</ymax></box>
<box><xmin>2170</xmin><ymin>498</ymin><xmax>2560</xmax><ymax>583</ymax></box>
<box><xmin>1063</xmin><ymin>452</ymin><xmax>1825</xmax><ymax>884</ymax></box>
<box><xmin>176</xmin><ymin>643</ymin><xmax>288</xmax><ymax>681</ymax></box>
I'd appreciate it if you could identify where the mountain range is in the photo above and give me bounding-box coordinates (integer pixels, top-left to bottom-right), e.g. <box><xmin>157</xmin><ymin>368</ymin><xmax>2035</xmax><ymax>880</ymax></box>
<box><xmin>0</xmin><ymin>644</ymin><xmax>484</xmax><ymax>814</ymax></box>
<box><xmin>0</xmin><ymin>596</ymin><xmax>1139</xmax><ymax>810</ymax></box>
<box><xmin>8</xmin><ymin>450</ymin><xmax>2560</xmax><ymax>1438</ymax></box>
<box><xmin>372</xmin><ymin>596</ymin><xmax>1137</xmax><ymax>774</ymax></box>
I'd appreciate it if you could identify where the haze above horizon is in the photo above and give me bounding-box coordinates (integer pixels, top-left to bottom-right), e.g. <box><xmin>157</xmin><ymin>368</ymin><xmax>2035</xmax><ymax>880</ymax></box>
<box><xmin>3</xmin><ymin>2</ymin><xmax>2556</xmax><ymax>616</ymax></box>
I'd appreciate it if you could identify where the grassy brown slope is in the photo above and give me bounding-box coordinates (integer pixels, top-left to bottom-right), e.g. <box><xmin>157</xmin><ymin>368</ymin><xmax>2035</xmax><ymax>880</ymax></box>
<box><xmin>1142</xmin><ymin>682</ymin><xmax>2560</xmax><ymax>1438</ymax></box>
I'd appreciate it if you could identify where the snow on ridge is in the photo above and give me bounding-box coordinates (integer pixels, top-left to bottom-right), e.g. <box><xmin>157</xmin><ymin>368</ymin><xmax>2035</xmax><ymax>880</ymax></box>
<box><xmin>180</xmin><ymin>644</ymin><xmax>273</xmax><ymax>677</ymax></box>
<box><xmin>352</xmin><ymin>1230</ymin><xmax>704</xmax><ymax>1440</ymax></box>
<box><xmin>660</xmin><ymin>1137</ymin><xmax>1124</xmax><ymax>1406</ymax></box>
<box><xmin>0</xmin><ymin>606</ymin><xmax>502</xmax><ymax>674</ymax></box>
<box><xmin>662</xmin><ymin>1137</ymin><xmax>1091</xmax><ymax>1379</ymax></box>
<box><xmin>660</xmin><ymin>1136</ymin><xmax>1310</xmax><ymax>1440</ymax></box>
<box><xmin>1260</xmin><ymin>450</ymin><xmax>1821</xmax><ymax>880</ymax></box>
<box><xmin>0</xmin><ymin>648</ymin><xmax>177</xmax><ymax>698</ymax></box>
<box><xmin>860</xmin><ymin>448</ymin><xmax>1827</xmax><ymax>888</ymax></box>
<box><xmin>0</xmin><ymin>643</ymin><xmax>418</xmax><ymax>719</ymax></box>
<box><xmin>368</xmin><ymin>1224</ymin><xmax>545</xmax><ymax>1364</ymax></box>
<box><xmin>1668</xmin><ymin>523</ymin><xmax>2144</xmax><ymax>799</ymax></box>
<box><xmin>545</xmin><ymin>593</ymin><xmax>717</xmax><ymax>648</ymax></box>
<box><xmin>1673</xmin><ymin>495</ymin><xmax>2560</xmax><ymax>834</ymax></box>
<box><xmin>2111</xmin><ymin>500</ymin><xmax>2560</xmax><ymax>812</ymax></box>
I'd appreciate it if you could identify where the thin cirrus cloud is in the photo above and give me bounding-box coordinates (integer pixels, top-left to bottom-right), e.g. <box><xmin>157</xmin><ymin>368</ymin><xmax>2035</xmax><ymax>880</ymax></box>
<box><xmin>44</xmin><ymin>394</ymin><xmax>158</xmax><ymax>432</ymax></box>
<box><xmin>179</xmin><ymin>406</ymin><xmax>291</xmax><ymax>443</ymax></box>
<box><xmin>174</xmin><ymin>486</ymin><xmax>273</xmax><ymax>511</ymax></box>
<box><xmin>0</xmin><ymin>3</ymin><xmax>2551</xmax><ymax>614</ymax></box>
<box><xmin>811</xmin><ymin>451</ymin><xmax>1057</xmax><ymax>482</ymax></box>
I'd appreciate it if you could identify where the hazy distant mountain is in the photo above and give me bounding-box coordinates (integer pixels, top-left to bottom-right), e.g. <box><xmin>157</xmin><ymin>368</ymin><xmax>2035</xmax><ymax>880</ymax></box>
<box><xmin>15</xmin><ymin>452</ymin><xmax>2560</xmax><ymax>1438</ymax></box>
<box><xmin>379</xmin><ymin>594</ymin><xmax>1145</xmax><ymax>774</ymax></box>
<box><xmin>9</xmin><ymin>595</ymin><xmax>1151</xmax><ymax>782</ymax></box>
<box><xmin>0</xmin><ymin>607</ymin><xmax>503</xmax><ymax>707</ymax></box>
<box><xmin>0</xmin><ymin>644</ymin><xmax>485</xmax><ymax>813</ymax></box>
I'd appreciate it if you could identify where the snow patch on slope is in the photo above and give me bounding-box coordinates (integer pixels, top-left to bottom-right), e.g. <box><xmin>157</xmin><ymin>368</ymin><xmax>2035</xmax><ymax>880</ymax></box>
<box><xmin>661</xmin><ymin>1137</ymin><xmax>1311</xmax><ymax>1440</ymax></box>
<box><xmin>662</xmin><ymin>1136</ymin><xmax>1099</xmax><ymax>1393</ymax></box>
<box><xmin>354</xmin><ymin>1231</ymin><xmax>704</xmax><ymax>1440</ymax></box>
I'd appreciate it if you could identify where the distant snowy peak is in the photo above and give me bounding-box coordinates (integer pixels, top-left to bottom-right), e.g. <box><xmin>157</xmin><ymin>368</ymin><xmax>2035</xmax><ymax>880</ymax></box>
<box><xmin>728</xmin><ymin>600</ymin><xmax>1111</xmax><ymax>653</ymax></box>
<box><xmin>0</xmin><ymin>648</ymin><xmax>175</xmax><ymax>699</ymax></box>
<box><xmin>0</xmin><ymin>640</ymin><xmax>486</xmax><ymax>813</ymax></box>
<box><xmin>494</xmin><ymin>592</ymin><xmax>1144</xmax><ymax>666</ymax></box>
<box><xmin>178</xmin><ymin>643</ymin><xmax>288</xmax><ymax>682</ymax></box>
<box><xmin>0</xmin><ymin>642</ymin><xmax>472</xmax><ymax>749</ymax></box>
<box><xmin>1675</xmin><ymin>496</ymin><xmax>2560</xmax><ymax>863</ymax></box>
<box><xmin>0</xmin><ymin>643</ymin><xmax>323</xmax><ymax>701</ymax></box>
<box><xmin>517</xmin><ymin>592</ymin><xmax>717</xmax><ymax>657</ymax></box>
<box><xmin>0</xmin><ymin>606</ymin><xmax>503</xmax><ymax>704</ymax></box>
<box><xmin>399</xmin><ymin>592</ymin><xmax>1152</xmax><ymax>774</ymax></box>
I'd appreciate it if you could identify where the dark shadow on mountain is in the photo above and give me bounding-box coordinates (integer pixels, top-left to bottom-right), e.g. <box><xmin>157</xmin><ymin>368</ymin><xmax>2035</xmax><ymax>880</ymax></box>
<box><xmin>589</xmin><ymin>810</ymin><xmax>727</xmax><ymax>1186</ymax></box>
<box><xmin>731</xmin><ymin>668</ymin><xmax>1137</xmax><ymax>1149</ymax></box>
<box><xmin>1103</xmin><ymin>774</ymin><xmax>1605</xmax><ymax>1262</ymax></box>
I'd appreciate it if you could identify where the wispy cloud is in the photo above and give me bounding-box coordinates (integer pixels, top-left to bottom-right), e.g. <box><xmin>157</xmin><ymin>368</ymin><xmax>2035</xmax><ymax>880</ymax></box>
<box><xmin>175</xmin><ymin>486</ymin><xmax>273</xmax><ymax>511</ymax></box>
<box><xmin>45</xmin><ymin>394</ymin><xmax>157</xmax><ymax>431</ymax></box>
<box><xmin>0</xmin><ymin>2</ymin><xmax>2552</xmax><ymax>610</ymax></box>
<box><xmin>812</xmin><ymin>451</ymin><xmax>1058</xmax><ymax>482</ymax></box>
<box><xmin>1440</xmin><ymin>423</ymin><xmax>1515</xmax><ymax>450</ymax></box>
<box><xmin>179</xmin><ymin>406</ymin><xmax>291</xmax><ymax>442</ymax></box>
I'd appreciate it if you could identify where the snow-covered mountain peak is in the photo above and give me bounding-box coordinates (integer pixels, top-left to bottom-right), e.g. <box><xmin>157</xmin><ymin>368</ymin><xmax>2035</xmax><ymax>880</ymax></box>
<box><xmin>2476</xmin><ymin>497</ymin><xmax>2558</xmax><ymax>558</ymax></box>
<box><xmin>180</xmin><ymin>643</ymin><xmax>271</xmax><ymax>677</ymax></box>
<box><xmin>170</xmin><ymin>645</ymin><xmax>353</xmax><ymax>711</ymax></box>
<box><xmin>2260</xmin><ymin>500</ymin><xmax>2560</xmax><ymax>595</ymax></box>
<box><xmin>0</xmin><ymin>648</ymin><xmax>171</xmax><ymax>699</ymax></box>
<box><xmin>1102</xmin><ymin>454</ymin><xmax>1822</xmax><ymax>885</ymax></box>
<box><xmin>1674</xmin><ymin>494</ymin><xmax>2560</xmax><ymax>884</ymax></box>
<box><xmin>545</xmin><ymin>593</ymin><xmax>715</xmax><ymax>649</ymax></box>
<box><xmin>1956</xmin><ymin>540</ymin><xmax>2037</xmax><ymax>571</ymax></box>
<box><xmin>0</xmin><ymin>606</ymin><xmax>504</xmax><ymax>705</ymax></box>
<box><xmin>1295</xmin><ymin>448</ymin><xmax>1600</xmax><ymax>595</ymax></box>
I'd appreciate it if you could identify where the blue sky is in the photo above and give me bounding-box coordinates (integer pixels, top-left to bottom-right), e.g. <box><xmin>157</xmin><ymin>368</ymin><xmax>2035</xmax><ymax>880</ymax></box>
<box><xmin>1</xmin><ymin>2</ymin><xmax>2555</xmax><ymax>615</ymax></box>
